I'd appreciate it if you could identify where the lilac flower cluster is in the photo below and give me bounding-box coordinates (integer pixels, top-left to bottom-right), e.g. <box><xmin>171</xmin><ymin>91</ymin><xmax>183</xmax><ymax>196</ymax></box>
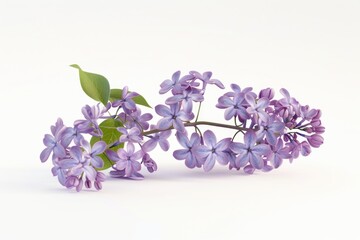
<box><xmin>41</xmin><ymin>70</ymin><xmax>325</xmax><ymax>191</ymax></box>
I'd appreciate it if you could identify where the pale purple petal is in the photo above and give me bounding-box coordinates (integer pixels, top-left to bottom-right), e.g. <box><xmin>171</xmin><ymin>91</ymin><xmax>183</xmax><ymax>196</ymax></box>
<box><xmin>43</xmin><ymin>134</ymin><xmax>55</xmax><ymax>147</ymax></box>
<box><xmin>106</xmin><ymin>150</ymin><xmax>120</xmax><ymax>162</ymax></box>
<box><xmin>126</xmin><ymin>143</ymin><xmax>135</xmax><ymax>155</ymax></box>
<box><xmin>166</xmin><ymin>95</ymin><xmax>183</xmax><ymax>105</ymax></box>
<box><xmin>224</xmin><ymin>107</ymin><xmax>236</xmax><ymax>120</ymax></box>
<box><xmin>84</xmin><ymin>166</ymin><xmax>97</xmax><ymax>181</ymax></box>
<box><xmin>159</xmin><ymin>140</ymin><xmax>170</xmax><ymax>151</ymax></box>
<box><xmin>236</xmin><ymin>153</ymin><xmax>250</xmax><ymax>168</ymax></box>
<box><xmin>69</xmin><ymin>146</ymin><xmax>83</xmax><ymax>162</ymax></box>
<box><xmin>203</xmin><ymin>154</ymin><xmax>216</xmax><ymax>172</ymax></box>
<box><xmin>40</xmin><ymin>147</ymin><xmax>52</xmax><ymax>162</ymax></box>
<box><xmin>173</xmin><ymin>149</ymin><xmax>189</xmax><ymax>160</ymax></box>
<box><xmin>176</xmin><ymin>131</ymin><xmax>189</xmax><ymax>148</ymax></box>
<box><xmin>173</xmin><ymin>118</ymin><xmax>185</xmax><ymax>133</ymax></box>
<box><xmin>249</xmin><ymin>153</ymin><xmax>264</xmax><ymax>169</ymax></box>
<box><xmin>142</xmin><ymin>139</ymin><xmax>157</xmax><ymax>152</ymax></box>
<box><xmin>53</xmin><ymin>145</ymin><xmax>66</xmax><ymax>158</ymax></box>
<box><xmin>230</xmin><ymin>142</ymin><xmax>247</xmax><ymax>153</ymax></box>
<box><xmin>194</xmin><ymin>145</ymin><xmax>211</xmax><ymax>159</ymax></box>
<box><xmin>155</xmin><ymin>105</ymin><xmax>172</xmax><ymax>117</ymax></box>
<box><xmin>91</xmin><ymin>156</ymin><xmax>104</xmax><ymax>169</ymax></box>
<box><xmin>58</xmin><ymin>159</ymin><xmax>78</xmax><ymax>169</ymax></box>
<box><xmin>252</xmin><ymin>144</ymin><xmax>270</xmax><ymax>156</ymax></box>
<box><xmin>244</xmin><ymin>131</ymin><xmax>256</xmax><ymax>148</ymax></box>
<box><xmin>185</xmin><ymin>155</ymin><xmax>197</xmax><ymax>168</ymax></box>
<box><xmin>91</xmin><ymin>141</ymin><xmax>107</xmax><ymax>155</ymax></box>
<box><xmin>157</xmin><ymin>118</ymin><xmax>172</xmax><ymax>130</ymax></box>
<box><xmin>203</xmin><ymin>130</ymin><xmax>217</xmax><ymax>147</ymax></box>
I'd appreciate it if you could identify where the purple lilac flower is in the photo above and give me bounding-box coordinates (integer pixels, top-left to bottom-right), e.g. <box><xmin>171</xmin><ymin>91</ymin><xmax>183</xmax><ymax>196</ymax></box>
<box><xmin>117</xmin><ymin>127</ymin><xmax>143</xmax><ymax>143</ymax></box>
<box><xmin>155</xmin><ymin>104</ymin><xmax>194</xmax><ymax>133</ymax></box>
<box><xmin>277</xmin><ymin>88</ymin><xmax>300</xmax><ymax>116</ymax></box>
<box><xmin>216</xmin><ymin>94</ymin><xmax>249</xmax><ymax>120</ymax></box>
<box><xmin>306</xmin><ymin>134</ymin><xmax>324</xmax><ymax>148</ymax></box>
<box><xmin>107</xmin><ymin>143</ymin><xmax>143</xmax><ymax>178</ymax></box>
<box><xmin>230</xmin><ymin>131</ymin><xmax>271</xmax><ymax>170</ymax></box>
<box><xmin>58</xmin><ymin>146</ymin><xmax>97</xmax><ymax>181</ymax></box>
<box><xmin>224</xmin><ymin>84</ymin><xmax>253</xmax><ymax>98</ymax></box>
<box><xmin>74</xmin><ymin>103</ymin><xmax>110</xmax><ymax>136</ymax></box>
<box><xmin>118</xmin><ymin>107</ymin><xmax>153</xmax><ymax>130</ymax></box>
<box><xmin>61</xmin><ymin>126</ymin><xmax>84</xmax><ymax>146</ymax></box>
<box><xmin>94</xmin><ymin>172</ymin><xmax>106</xmax><ymax>190</ymax></box>
<box><xmin>142</xmin><ymin>153</ymin><xmax>158</xmax><ymax>173</ymax></box>
<box><xmin>257</xmin><ymin>116</ymin><xmax>285</xmax><ymax>146</ymax></box>
<box><xmin>80</xmin><ymin>139</ymin><xmax>106</xmax><ymax>169</ymax></box>
<box><xmin>165</xmin><ymin>89</ymin><xmax>204</xmax><ymax>113</ymax></box>
<box><xmin>112</xmin><ymin>86</ymin><xmax>139</xmax><ymax>113</ymax></box>
<box><xmin>51</xmin><ymin>160</ymin><xmax>67</xmax><ymax>186</ymax></box>
<box><xmin>142</xmin><ymin>125</ymin><xmax>171</xmax><ymax>152</ymax></box>
<box><xmin>245</xmin><ymin>93</ymin><xmax>269</xmax><ymax>123</ymax></box>
<box><xmin>194</xmin><ymin>130</ymin><xmax>231</xmax><ymax>172</ymax></box>
<box><xmin>189</xmin><ymin>71</ymin><xmax>225</xmax><ymax>90</ymax></box>
<box><xmin>109</xmin><ymin>169</ymin><xmax>144</xmax><ymax>180</ymax></box>
<box><xmin>159</xmin><ymin>71</ymin><xmax>191</xmax><ymax>94</ymax></box>
<box><xmin>267</xmin><ymin>139</ymin><xmax>290</xmax><ymax>168</ymax></box>
<box><xmin>259</xmin><ymin>88</ymin><xmax>275</xmax><ymax>100</ymax></box>
<box><xmin>173</xmin><ymin>131</ymin><xmax>202</xmax><ymax>169</ymax></box>
<box><xmin>40</xmin><ymin>118</ymin><xmax>66</xmax><ymax>162</ymax></box>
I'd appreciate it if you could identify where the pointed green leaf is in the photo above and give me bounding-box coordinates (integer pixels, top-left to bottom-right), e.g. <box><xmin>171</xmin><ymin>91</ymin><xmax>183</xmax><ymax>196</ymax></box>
<box><xmin>90</xmin><ymin>118</ymin><xmax>123</xmax><ymax>170</ymax></box>
<box><xmin>70</xmin><ymin>64</ymin><xmax>110</xmax><ymax>105</ymax></box>
<box><xmin>110</xmin><ymin>88</ymin><xmax>152</xmax><ymax>108</ymax></box>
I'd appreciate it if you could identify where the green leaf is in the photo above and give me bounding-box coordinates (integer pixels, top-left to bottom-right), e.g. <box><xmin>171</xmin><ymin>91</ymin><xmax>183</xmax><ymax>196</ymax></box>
<box><xmin>90</xmin><ymin>118</ymin><xmax>123</xmax><ymax>170</ymax></box>
<box><xmin>110</xmin><ymin>88</ymin><xmax>151</xmax><ymax>108</ymax></box>
<box><xmin>70</xmin><ymin>64</ymin><xmax>110</xmax><ymax>105</ymax></box>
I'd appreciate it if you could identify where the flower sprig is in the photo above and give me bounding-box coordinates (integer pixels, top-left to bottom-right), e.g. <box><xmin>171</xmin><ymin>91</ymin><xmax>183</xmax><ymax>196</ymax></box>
<box><xmin>40</xmin><ymin>66</ymin><xmax>325</xmax><ymax>191</ymax></box>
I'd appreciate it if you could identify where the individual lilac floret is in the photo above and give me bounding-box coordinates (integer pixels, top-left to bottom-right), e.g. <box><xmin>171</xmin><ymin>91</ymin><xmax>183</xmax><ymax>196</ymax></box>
<box><xmin>142</xmin><ymin>153</ymin><xmax>158</xmax><ymax>173</ymax></box>
<box><xmin>106</xmin><ymin>142</ymin><xmax>143</xmax><ymax>178</ymax></box>
<box><xmin>112</xmin><ymin>86</ymin><xmax>139</xmax><ymax>113</ymax></box>
<box><xmin>245</xmin><ymin>93</ymin><xmax>269</xmax><ymax>123</ymax></box>
<box><xmin>118</xmin><ymin>107</ymin><xmax>153</xmax><ymax>130</ymax></box>
<box><xmin>94</xmin><ymin>172</ymin><xmax>106</xmax><ymax>190</ymax></box>
<box><xmin>189</xmin><ymin>71</ymin><xmax>225</xmax><ymax>90</ymax></box>
<box><xmin>142</xmin><ymin>125</ymin><xmax>171</xmax><ymax>152</ymax></box>
<box><xmin>257</xmin><ymin>116</ymin><xmax>285</xmax><ymax>146</ymax></box>
<box><xmin>61</xmin><ymin>126</ymin><xmax>84</xmax><ymax>147</ymax></box>
<box><xmin>58</xmin><ymin>146</ymin><xmax>97</xmax><ymax>182</ymax></box>
<box><xmin>74</xmin><ymin>103</ymin><xmax>110</xmax><ymax>137</ymax></box>
<box><xmin>173</xmin><ymin>131</ymin><xmax>202</xmax><ymax>169</ymax></box>
<box><xmin>194</xmin><ymin>130</ymin><xmax>231</xmax><ymax>172</ymax></box>
<box><xmin>80</xmin><ymin>139</ymin><xmax>106</xmax><ymax>169</ymax></box>
<box><xmin>267</xmin><ymin>139</ymin><xmax>290</xmax><ymax>168</ymax></box>
<box><xmin>306</xmin><ymin>134</ymin><xmax>324</xmax><ymax>148</ymax></box>
<box><xmin>117</xmin><ymin>127</ymin><xmax>143</xmax><ymax>143</ymax></box>
<box><xmin>155</xmin><ymin>104</ymin><xmax>194</xmax><ymax>133</ymax></box>
<box><xmin>259</xmin><ymin>88</ymin><xmax>275</xmax><ymax>100</ymax></box>
<box><xmin>40</xmin><ymin>118</ymin><xmax>66</xmax><ymax>162</ymax></box>
<box><xmin>159</xmin><ymin>71</ymin><xmax>192</xmax><ymax>94</ymax></box>
<box><xmin>216</xmin><ymin>94</ymin><xmax>249</xmax><ymax>121</ymax></box>
<box><xmin>230</xmin><ymin>131</ymin><xmax>271</xmax><ymax>170</ymax></box>
<box><xmin>224</xmin><ymin>84</ymin><xmax>253</xmax><ymax>97</ymax></box>
<box><xmin>277</xmin><ymin>88</ymin><xmax>300</xmax><ymax>116</ymax></box>
<box><xmin>165</xmin><ymin>89</ymin><xmax>204</xmax><ymax>113</ymax></box>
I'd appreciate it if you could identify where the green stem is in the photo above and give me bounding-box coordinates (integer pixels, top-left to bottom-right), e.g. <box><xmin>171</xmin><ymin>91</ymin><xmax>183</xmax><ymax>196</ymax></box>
<box><xmin>142</xmin><ymin>121</ymin><xmax>252</xmax><ymax>136</ymax></box>
<box><xmin>195</xmin><ymin>102</ymin><xmax>202</xmax><ymax>122</ymax></box>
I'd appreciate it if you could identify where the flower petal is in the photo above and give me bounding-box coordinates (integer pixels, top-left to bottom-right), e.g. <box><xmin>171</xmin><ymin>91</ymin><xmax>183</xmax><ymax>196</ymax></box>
<box><xmin>91</xmin><ymin>141</ymin><xmax>107</xmax><ymax>155</ymax></box>
<box><xmin>203</xmin><ymin>154</ymin><xmax>216</xmax><ymax>172</ymax></box>
<box><xmin>91</xmin><ymin>156</ymin><xmax>104</xmax><ymax>169</ymax></box>
<box><xmin>203</xmin><ymin>130</ymin><xmax>216</xmax><ymax>147</ymax></box>
<box><xmin>173</xmin><ymin>149</ymin><xmax>189</xmax><ymax>160</ymax></box>
<box><xmin>155</xmin><ymin>105</ymin><xmax>171</xmax><ymax>117</ymax></box>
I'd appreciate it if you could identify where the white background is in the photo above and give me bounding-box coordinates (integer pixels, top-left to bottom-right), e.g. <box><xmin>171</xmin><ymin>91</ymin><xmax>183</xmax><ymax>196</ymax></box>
<box><xmin>0</xmin><ymin>0</ymin><xmax>359</xmax><ymax>239</ymax></box>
